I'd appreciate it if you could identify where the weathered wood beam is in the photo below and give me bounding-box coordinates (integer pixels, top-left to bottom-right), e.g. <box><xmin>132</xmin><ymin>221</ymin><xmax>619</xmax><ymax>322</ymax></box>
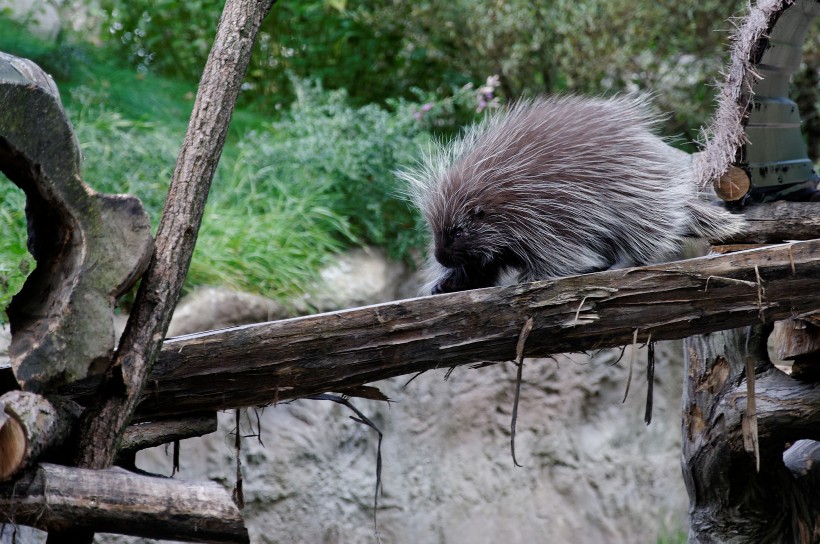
<box><xmin>118</xmin><ymin>413</ymin><xmax>217</xmax><ymax>457</ymax></box>
<box><xmin>0</xmin><ymin>463</ymin><xmax>248</xmax><ymax>543</ymax></box>
<box><xmin>59</xmin><ymin>239</ymin><xmax>820</xmax><ymax>420</ymax></box>
<box><xmin>725</xmin><ymin>202</ymin><xmax>820</xmax><ymax>244</ymax></box>
<box><xmin>773</xmin><ymin>320</ymin><xmax>820</xmax><ymax>361</ymax></box>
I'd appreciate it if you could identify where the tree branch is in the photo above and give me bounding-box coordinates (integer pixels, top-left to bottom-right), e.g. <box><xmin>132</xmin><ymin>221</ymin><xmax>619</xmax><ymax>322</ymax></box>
<box><xmin>57</xmin><ymin>239</ymin><xmax>820</xmax><ymax>420</ymax></box>
<box><xmin>70</xmin><ymin>0</ymin><xmax>276</xmax><ymax>469</ymax></box>
<box><xmin>117</xmin><ymin>413</ymin><xmax>217</xmax><ymax>460</ymax></box>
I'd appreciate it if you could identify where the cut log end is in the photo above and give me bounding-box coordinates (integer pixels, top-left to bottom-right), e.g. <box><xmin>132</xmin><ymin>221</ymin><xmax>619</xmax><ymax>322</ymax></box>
<box><xmin>0</xmin><ymin>411</ymin><xmax>25</xmax><ymax>480</ymax></box>
<box><xmin>0</xmin><ymin>391</ymin><xmax>78</xmax><ymax>482</ymax></box>
<box><xmin>714</xmin><ymin>166</ymin><xmax>751</xmax><ymax>202</ymax></box>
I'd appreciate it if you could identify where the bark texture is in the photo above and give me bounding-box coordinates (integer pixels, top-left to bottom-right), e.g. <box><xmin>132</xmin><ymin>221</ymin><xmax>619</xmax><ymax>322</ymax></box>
<box><xmin>52</xmin><ymin>239</ymin><xmax>820</xmax><ymax>420</ymax></box>
<box><xmin>0</xmin><ymin>463</ymin><xmax>248</xmax><ymax>543</ymax></box>
<box><xmin>723</xmin><ymin>202</ymin><xmax>820</xmax><ymax>244</ymax></box>
<box><xmin>0</xmin><ymin>52</ymin><xmax>152</xmax><ymax>393</ymax></box>
<box><xmin>0</xmin><ymin>391</ymin><xmax>78</xmax><ymax>481</ymax></box>
<box><xmin>682</xmin><ymin>327</ymin><xmax>820</xmax><ymax>543</ymax></box>
<box><xmin>118</xmin><ymin>413</ymin><xmax>217</xmax><ymax>457</ymax></box>
<box><xmin>70</xmin><ymin>0</ymin><xmax>276</xmax><ymax>470</ymax></box>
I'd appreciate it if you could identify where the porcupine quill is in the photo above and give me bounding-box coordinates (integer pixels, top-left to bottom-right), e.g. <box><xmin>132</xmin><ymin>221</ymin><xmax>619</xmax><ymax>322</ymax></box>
<box><xmin>399</xmin><ymin>95</ymin><xmax>744</xmax><ymax>294</ymax></box>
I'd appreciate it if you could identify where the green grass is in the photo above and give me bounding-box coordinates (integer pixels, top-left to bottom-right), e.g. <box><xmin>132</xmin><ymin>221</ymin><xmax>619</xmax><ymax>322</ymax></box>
<box><xmin>657</xmin><ymin>526</ymin><xmax>687</xmax><ymax>544</ymax></box>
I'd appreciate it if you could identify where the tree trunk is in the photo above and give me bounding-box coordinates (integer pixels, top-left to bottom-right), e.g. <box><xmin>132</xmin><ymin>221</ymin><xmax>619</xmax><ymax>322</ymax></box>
<box><xmin>682</xmin><ymin>326</ymin><xmax>820</xmax><ymax>542</ymax></box>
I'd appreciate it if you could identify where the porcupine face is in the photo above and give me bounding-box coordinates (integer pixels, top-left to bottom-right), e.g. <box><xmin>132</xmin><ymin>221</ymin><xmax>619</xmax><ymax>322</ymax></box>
<box><xmin>433</xmin><ymin>206</ymin><xmax>486</xmax><ymax>268</ymax></box>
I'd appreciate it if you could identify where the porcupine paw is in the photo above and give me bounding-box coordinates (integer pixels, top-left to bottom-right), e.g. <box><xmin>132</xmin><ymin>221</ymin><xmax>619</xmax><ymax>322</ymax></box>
<box><xmin>432</xmin><ymin>268</ymin><xmax>469</xmax><ymax>294</ymax></box>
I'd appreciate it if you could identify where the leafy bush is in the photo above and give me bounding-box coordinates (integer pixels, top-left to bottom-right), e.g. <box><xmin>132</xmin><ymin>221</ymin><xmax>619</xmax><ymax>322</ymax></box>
<box><xmin>263</xmin><ymin>81</ymin><xmax>431</xmax><ymax>259</ymax></box>
<box><xmin>97</xmin><ymin>0</ymin><xmax>748</xmax><ymax>142</ymax></box>
<box><xmin>98</xmin><ymin>0</ymin><xmax>468</xmax><ymax>109</ymax></box>
<box><xmin>254</xmin><ymin>79</ymin><xmax>500</xmax><ymax>260</ymax></box>
<box><xmin>67</xmin><ymin>84</ymin><xmax>363</xmax><ymax>299</ymax></box>
<box><xmin>69</xmin><ymin>86</ymin><xmax>180</xmax><ymax>215</ymax></box>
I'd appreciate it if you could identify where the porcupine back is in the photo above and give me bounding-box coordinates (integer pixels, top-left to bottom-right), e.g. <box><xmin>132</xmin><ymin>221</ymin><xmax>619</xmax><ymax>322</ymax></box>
<box><xmin>402</xmin><ymin>95</ymin><xmax>744</xmax><ymax>290</ymax></box>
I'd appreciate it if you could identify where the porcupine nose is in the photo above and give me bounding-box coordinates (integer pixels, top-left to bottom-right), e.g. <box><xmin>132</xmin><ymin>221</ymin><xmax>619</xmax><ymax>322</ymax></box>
<box><xmin>434</xmin><ymin>246</ymin><xmax>450</xmax><ymax>266</ymax></box>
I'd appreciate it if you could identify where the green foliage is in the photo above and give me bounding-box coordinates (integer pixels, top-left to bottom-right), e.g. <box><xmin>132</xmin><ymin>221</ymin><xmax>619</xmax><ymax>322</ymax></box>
<box><xmin>190</xmin><ymin>188</ymin><xmax>350</xmax><ymax>299</ymax></box>
<box><xmin>69</xmin><ymin>77</ymin><xmax>461</xmax><ymax>294</ymax></box>
<box><xmin>1</xmin><ymin>66</ymin><xmax>465</xmax><ymax>319</ymax></box>
<box><xmin>98</xmin><ymin>0</ymin><xmax>464</xmax><ymax>109</ymax></box>
<box><xmin>265</xmin><ymin>82</ymin><xmax>425</xmax><ymax>259</ymax></box>
<box><xmin>657</xmin><ymin>526</ymin><xmax>688</xmax><ymax>544</ymax></box>
<box><xmin>386</xmin><ymin>0</ymin><xmax>746</xmax><ymax>144</ymax></box>
<box><xmin>96</xmin><ymin>0</ymin><xmax>746</xmax><ymax>142</ymax></box>
<box><xmin>0</xmin><ymin>183</ymin><xmax>30</xmax><ymax>320</ymax></box>
<box><xmin>0</xmin><ymin>18</ymin><xmax>498</xmax><ymax>320</ymax></box>
<box><xmin>69</xmin><ymin>86</ymin><xmax>180</xmax><ymax>216</ymax></box>
<box><xmin>100</xmin><ymin>1</ymin><xmax>221</xmax><ymax>81</ymax></box>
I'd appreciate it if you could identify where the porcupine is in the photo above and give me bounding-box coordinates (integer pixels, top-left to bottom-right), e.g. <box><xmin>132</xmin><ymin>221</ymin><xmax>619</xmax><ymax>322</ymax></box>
<box><xmin>399</xmin><ymin>95</ymin><xmax>745</xmax><ymax>294</ymax></box>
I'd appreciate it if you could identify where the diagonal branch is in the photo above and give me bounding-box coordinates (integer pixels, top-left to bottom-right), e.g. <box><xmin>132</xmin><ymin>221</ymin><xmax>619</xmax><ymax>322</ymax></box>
<box><xmin>71</xmin><ymin>0</ymin><xmax>277</xmax><ymax>469</ymax></box>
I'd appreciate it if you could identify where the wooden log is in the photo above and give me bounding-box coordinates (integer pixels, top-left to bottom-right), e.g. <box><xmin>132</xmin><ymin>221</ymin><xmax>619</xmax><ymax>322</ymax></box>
<box><xmin>56</xmin><ymin>239</ymin><xmax>820</xmax><ymax>420</ymax></box>
<box><xmin>714</xmin><ymin>165</ymin><xmax>751</xmax><ymax>201</ymax></box>
<box><xmin>724</xmin><ymin>202</ymin><xmax>820</xmax><ymax>244</ymax></box>
<box><xmin>0</xmin><ymin>391</ymin><xmax>79</xmax><ymax>481</ymax></box>
<box><xmin>772</xmin><ymin>320</ymin><xmax>820</xmax><ymax>361</ymax></box>
<box><xmin>118</xmin><ymin>413</ymin><xmax>217</xmax><ymax>456</ymax></box>
<box><xmin>683</xmin><ymin>327</ymin><xmax>820</xmax><ymax>542</ymax></box>
<box><xmin>783</xmin><ymin>440</ymin><xmax>820</xmax><ymax>491</ymax></box>
<box><xmin>69</xmin><ymin>0</ymin><xmax>278</xmax><ymax>473</ymax></box>
<box><xmin>782</xmin><ymin>323</ymin><xmax>820</xmax><ymax>381</ymax></box>
<box><xmin>0</xmin><ymin>463</ymin><xmax>248</xmax><ymax>543</ymax></box>
<box><xmin>709</xmin><ymin>243</ymin><xmax>769</xmax><ymax>254</ymax></box>
<box><xmin>0</xmin><ymin>52</ymin><xmax>153</xmax><ymax>393</ymax></box>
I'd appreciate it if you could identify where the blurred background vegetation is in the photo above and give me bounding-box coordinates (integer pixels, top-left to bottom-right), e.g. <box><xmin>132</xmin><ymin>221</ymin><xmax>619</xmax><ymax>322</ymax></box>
<box><xmin>0</xmin><ymin>0</ymin><xmax>779</xmax><ymax>319</ymax></box>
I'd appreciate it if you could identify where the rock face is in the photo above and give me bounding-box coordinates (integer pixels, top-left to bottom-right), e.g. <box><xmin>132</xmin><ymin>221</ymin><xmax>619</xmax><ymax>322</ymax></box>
<box><xmin>164</xmin><ymin>287</ymin><xmax>291</xmax><ymax>338</ymax></box>
<box><xmin>295</xmin><ymin>247</ymin><xmax>417</xmax><ymax>314</ymax></box>
<box><xmin>165</xmin><ymin>247</ymin><xmax>418</xmax><ymax>338</ymax></box>
<box><xmin>128</xmin><ymin>344</ymin><xmax>687</xmax><ymax>544</ymax></box>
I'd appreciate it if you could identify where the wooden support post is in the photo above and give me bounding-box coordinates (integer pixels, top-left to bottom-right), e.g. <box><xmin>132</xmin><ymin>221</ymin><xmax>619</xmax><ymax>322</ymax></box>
<box><xmin>683</xmin><ymin>327</ymin><xmax>820</xmax><ymax>541</ymax></box>
<box><xmin>70</xmin><ymin>0</ymin><xmax>277</xmax><ymax>469</ymax></box>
